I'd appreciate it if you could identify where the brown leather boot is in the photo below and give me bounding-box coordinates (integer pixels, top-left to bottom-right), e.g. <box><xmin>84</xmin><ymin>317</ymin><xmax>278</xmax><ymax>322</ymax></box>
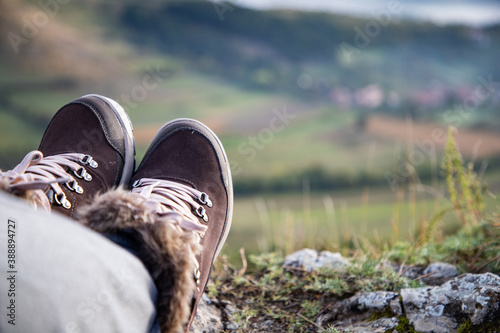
<box><xmin>130</xmin><ymin>118</ymin><xmax>233</xmax><ymax>332</ymax></box>
<box><xmin>0</xmin><ymin>94</ymin><xmax>135</xmax><ymax>217</ymax></box>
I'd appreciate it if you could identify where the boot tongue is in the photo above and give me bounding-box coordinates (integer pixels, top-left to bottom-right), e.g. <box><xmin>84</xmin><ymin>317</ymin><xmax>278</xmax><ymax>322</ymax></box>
<box><xmin>156</xmin><ymin>176</ymin><xmax>198</xmax><ymax>190</ymax></box>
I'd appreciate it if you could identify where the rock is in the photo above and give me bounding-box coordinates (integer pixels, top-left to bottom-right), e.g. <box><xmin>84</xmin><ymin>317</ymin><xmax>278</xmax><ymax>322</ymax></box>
<box><xmin>422</xmin><ymin>262</ymin><xmax>459</xmax><ymax>285</ymax></box>
<box><xmin>220</xmin><ymin>301</ymin><xmax>239</xmax><ymax>331</ymax></box>
<box><xmin>283</xmin><ymin>248</ymin><xmax>349</xmax><ymax>272</ymax></box>
<box><xmin>318</xmin><ymin>273</ymin><xmax>500</xmax><ymax>333</ymax></box>
<box><xmin>189</xmin><ymin>294</ymin><xmax>223</xmax><ymax>333</ymax></box>
<box><xmin>250</xmin><ymin>319</ymin><xmax>282</xmax><ymax>332</ymax></box>
<box><xmin>225</xmin><ymin>322</ymin><xmax>238</xmax><ymax>331</ymax></box>
<box><xmin>316</xmin><ymin>291</ymin><xmax>400</xmax><ymax>326</ymax></box>
<box><xmin>343</xmin><ymin>317</ymin><xmax>399</xmax><ymax>333</ymax></box>
<box><xmin>358</xmin><ymin>291</ymin><xmax>402</xmax><ymax>316</ymax></box>
<box><xmin>261</xmin><ymin>320</ymin><xmax>275</xmax><ymax>328</ymax></box>
<box><xmin>392</xmin><ymin>264</ymin><xmax>425</xmax><ymax>280</ymax></box>
<box><xmin>189</xmin><ymin>294</ymin><xmax>239</xmax><ymax>332</ymax></box>
<box><xmin>387</xmin><ymin>261</ymin><xmax>459</xmax><ymax>286</ymax></box>
<box><xmin>401</xmin><ymin>273</ymin><xmax>500</xmax><ymax>333</ymax></box>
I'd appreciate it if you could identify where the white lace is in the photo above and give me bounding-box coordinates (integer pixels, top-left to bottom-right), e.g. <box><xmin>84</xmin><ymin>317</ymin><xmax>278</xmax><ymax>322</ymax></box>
<box><xmin>131</xmin><ymin>178</ymin><xmax>212</xmax><ymax>285</ymax></box>
<box><xmin>0</xmin><ymin>150</ymin><xmax>97</xmax><ymax>211</ymax></box>
<box><xmin>131</xmin><ymin>178</ymin><xmax>210</xmax><ymax>236</ymax></box>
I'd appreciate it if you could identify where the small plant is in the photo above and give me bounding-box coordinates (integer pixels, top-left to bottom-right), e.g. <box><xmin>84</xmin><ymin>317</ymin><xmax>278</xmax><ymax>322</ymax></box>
<box><xmin>385</xmin><ymin>127</ymin><xmax>499</xmax><ymax>273</ymax></box>
<box><xmin>233</xmin><ymin>308</ymin><xmax>258</xmax><ymax>330</ymax></box>
<box><xmin>324</xmin><ymin>326</ymin><xmax>341</xmax><ymax>333</ymax></box>
<box><xmin>442</xmin><ymin>127</ymin><xmax>485</xmax><ymax>229</ymax></box>
<box><xmin>323</xmin><ymin>326</ymin><xmax>353</xmax><ymax>333</ymax></box>
<box><xmin>301</xmin><ymin>299</ymin><xmax>322</xmax><ymax>320</ymax></box>
<box><xmin>394</xmin><ymin>316</ymin><xmax>417</xmax><ymax>333</ymax></box>
<box><xmin>457</xmin><ymin>318</ymin><xmax>500</xmax><ymax>333</ymax></box>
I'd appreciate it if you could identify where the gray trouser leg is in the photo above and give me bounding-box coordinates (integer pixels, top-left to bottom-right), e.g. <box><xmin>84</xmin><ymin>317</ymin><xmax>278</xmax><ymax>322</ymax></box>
<box><xmin>0</xmin><ymin>191</ymin><xmax>160</xmax><ymax>333</ymax></box>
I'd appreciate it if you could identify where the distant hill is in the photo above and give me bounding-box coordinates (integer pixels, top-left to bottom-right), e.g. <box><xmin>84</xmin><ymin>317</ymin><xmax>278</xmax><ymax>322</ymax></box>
<box><xmin>106</xmin><ymin>0</ymin><xmax>500</xmax><ymax>118</ymax></box>
<box><xmin>4</xmin><ymin>1</ymin><xmax>500</xmax><ymax>96</ymax></box>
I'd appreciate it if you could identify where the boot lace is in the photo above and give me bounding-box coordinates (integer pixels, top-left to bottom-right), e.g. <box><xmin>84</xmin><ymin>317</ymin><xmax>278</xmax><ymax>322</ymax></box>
<box><xmin>131</xmin><ymin>178</ymin><xmax>212</xmax><ymax>285</ymax></box>
<box><xmin>0</xmin><ymin>150</ymin><xmax>98</xmax><ymax>211</ymax></box>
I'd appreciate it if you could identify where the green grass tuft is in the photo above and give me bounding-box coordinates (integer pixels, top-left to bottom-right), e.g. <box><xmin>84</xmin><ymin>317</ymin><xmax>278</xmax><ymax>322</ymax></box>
<box><xmin>393</xmin><ymin>316</ymin><xmax>417</xmax><ymax>333</ymax></box>
<box><xmin>457</xmin><ymin>318</ymin><xmax>500</xmax><ymax>333</ymax></box>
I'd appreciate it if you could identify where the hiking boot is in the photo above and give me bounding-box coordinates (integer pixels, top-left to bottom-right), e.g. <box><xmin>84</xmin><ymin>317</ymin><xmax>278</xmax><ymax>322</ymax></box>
<box><xmin>130</xmin><ymin>118</ymin><xmax>233</xmax><ymax>331</ymax></box>
<box><xmin>0</xmin><ymin>94</ymin><xmax>135</xmax><ymax>217</ymax></box>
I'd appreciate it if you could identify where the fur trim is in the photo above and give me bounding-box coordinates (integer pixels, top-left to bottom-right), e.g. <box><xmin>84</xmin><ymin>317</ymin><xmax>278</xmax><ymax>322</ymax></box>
<box><xmin>76</xmin><ymin>189</ymin><xmax>200</xmax><ymax>333</ymax></box>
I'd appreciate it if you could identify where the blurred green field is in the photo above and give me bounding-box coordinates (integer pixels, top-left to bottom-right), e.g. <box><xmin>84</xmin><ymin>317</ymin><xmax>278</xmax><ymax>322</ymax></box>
<box><xmin>224</xmin><ymin>180</ymin><xmax>500</xmax><ymax>265</ymax></box>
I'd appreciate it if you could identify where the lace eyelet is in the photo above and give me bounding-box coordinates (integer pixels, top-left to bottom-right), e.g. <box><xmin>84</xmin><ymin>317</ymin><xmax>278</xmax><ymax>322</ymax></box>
<box><xmin>74</xmin><ymin>167</ymin><xmax>92</xmax><ymax>181</ymax></box>
<box><xmin>196</xmin><ymin>206</ymin><xmax>208</xmax><ymax>222</ymax></box>
<box><xmin>80</xmin><ymin>155</ymin><xmax>98</xmax><ymax>168</ymax></box>
<box><xmin>66</xmin><ymin>179</ymin><xmax>83</xmax><ymax>194</ymax></box>
<box><xmin>194</xmin><ymin>268</ymin><xmax>200</xmax><ymax>286</ymax></box>
<box><xmin>199</xmin><ymin>192</ymin><xmax>213</xmax><ymax>207</ymax></box>
<box><xmin>54</xmin><ymin>192</ymin><xmax>71</xmax><ymax>209</ymax></box>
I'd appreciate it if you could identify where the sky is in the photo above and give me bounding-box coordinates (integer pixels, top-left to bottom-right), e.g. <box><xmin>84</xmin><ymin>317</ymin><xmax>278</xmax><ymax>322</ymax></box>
<box><xmin>229</xmin><ymin>0</ymin><xmax>500</xmax><ymax>26</ymax></box>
